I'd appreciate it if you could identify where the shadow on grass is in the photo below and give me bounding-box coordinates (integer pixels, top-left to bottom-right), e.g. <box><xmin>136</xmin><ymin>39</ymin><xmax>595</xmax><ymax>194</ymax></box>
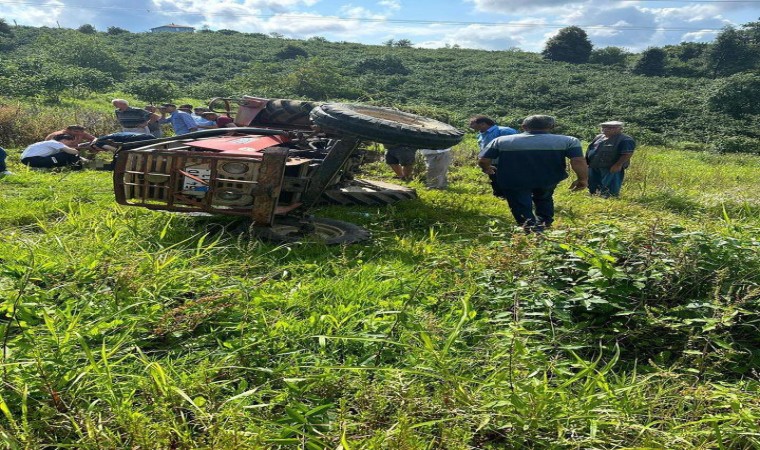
<box><xmin>633</xmin><ymin>189</ymin><xmax>705</xmax><ymax>215</ymax></box>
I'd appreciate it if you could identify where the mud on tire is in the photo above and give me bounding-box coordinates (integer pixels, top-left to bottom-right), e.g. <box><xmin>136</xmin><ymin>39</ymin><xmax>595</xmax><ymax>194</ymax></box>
<box><xmin>311</xmin><ymin>103</ymin><xmax>464</xmax><ymax>150</ymax></box>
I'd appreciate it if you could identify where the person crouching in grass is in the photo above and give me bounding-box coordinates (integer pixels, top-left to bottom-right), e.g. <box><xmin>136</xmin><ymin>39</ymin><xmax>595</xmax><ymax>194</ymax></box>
<box><xmin>20</xmin><ymin>134</ymin><xmax>86</xmax><ymax>169</ymax></box>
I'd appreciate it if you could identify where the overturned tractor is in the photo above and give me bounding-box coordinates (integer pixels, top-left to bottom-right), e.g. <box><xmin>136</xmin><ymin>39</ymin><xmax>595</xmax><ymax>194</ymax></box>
<box><xmin>112</xmin><ymin>97</ymin><xmax>463</xmax><ymax>243</ymax></box>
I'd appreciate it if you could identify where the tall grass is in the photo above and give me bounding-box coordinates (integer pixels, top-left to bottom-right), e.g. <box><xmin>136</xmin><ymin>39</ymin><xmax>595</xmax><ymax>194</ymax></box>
<box><xmin>0</xmin><ymin>94</ymin><xmax>207</xmax><ymax>148</ymax></box>
<box><xmin>0</xmin><ymin>145</ymin><xmax>759</xmax><ymax>448</ymax></box>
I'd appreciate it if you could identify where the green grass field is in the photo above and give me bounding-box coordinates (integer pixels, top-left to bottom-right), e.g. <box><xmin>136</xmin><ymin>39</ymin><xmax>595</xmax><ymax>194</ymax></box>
<box><xmin>1</xmin><ymin>145</ymin><xmax>759</xmax><ymax>449</ymax></box>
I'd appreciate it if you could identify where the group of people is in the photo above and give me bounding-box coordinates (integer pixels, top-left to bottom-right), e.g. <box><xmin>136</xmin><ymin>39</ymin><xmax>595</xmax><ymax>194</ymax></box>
<box><xmin>473</xmin><ymin>114</ymin><xmax>635</xmax><ymax>232</ymax></box>
<box><xmin>6</xmin><ymin>104</ymin><xmax>635</xmax><ymax>235</ymax></box>
<box><xmin>11</xmin><ymin>99</ymin><xmax>239</xmax><ymax>170</ymax></box>
<box><xmin>382</xmin><ymin>114</ymin><xmax>634</xmax><ymax>233</ymax></box>
<box><xmin>112</xmin><ymin>99</ymin><xmax>236</xmax><ymax>137</ymax></box>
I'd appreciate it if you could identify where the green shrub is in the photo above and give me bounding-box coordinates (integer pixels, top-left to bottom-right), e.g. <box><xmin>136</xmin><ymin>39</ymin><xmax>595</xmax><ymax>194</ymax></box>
<box><xmin>711</xmin><ymin>136</ymin><xmax>760</xmax><ymax>154</ymax></box>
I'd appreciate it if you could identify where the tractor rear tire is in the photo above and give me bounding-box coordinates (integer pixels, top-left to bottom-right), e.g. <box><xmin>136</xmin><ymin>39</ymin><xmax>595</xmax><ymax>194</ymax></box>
<box><xmin>321</xmin><ymin>179</ymin><xmax>416</xmax><ymax>206</ymax></box>
<box><xmin>258</xmin><ymin>99</ymin><xmax>317</xmax><ymax>127</ymax></box>
<box><xmin>311</xmin><ymin>103</ymin><xmax>463</xmax><ymax>150</ymax></box>
<box><xmin>254</xmin><ymin>217</ymin><xmax>370</xmax><ymax>245</ymax></box>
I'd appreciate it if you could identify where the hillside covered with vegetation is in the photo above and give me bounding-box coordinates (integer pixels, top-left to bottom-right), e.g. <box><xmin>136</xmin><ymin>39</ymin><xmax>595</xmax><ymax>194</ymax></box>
<box><xmin>0</xmin><ymin>20</ymin><xmax>758</xmax><ymax>151</ymax></box>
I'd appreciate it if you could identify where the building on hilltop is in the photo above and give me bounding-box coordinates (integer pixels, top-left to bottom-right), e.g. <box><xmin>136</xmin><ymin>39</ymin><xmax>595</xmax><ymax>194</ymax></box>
<box><xmin>150</xmin><ymin>23</ymin><xmax>195</xmax><ymax>33</ymax></box>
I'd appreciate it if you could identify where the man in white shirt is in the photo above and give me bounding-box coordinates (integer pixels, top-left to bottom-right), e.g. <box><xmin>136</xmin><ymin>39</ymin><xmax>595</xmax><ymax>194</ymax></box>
<box><xmin>20</xmin><ymin>134</ymin><xmax>84</xmax><ymax>169</ymax></box>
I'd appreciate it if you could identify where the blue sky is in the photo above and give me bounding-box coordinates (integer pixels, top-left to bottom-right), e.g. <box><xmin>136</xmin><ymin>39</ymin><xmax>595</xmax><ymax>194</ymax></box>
<box><xmin>1</xmin><ymin>0</ymin><xmax>758</xmax><ymax>52</ymax></box>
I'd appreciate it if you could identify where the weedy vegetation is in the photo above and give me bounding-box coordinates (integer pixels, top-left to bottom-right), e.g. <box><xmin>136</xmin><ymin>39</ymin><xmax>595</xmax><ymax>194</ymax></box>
<box><xmin>1</xmin><ymin>142</ymin><xmax>758</xmax><ymax>449</ymax></box>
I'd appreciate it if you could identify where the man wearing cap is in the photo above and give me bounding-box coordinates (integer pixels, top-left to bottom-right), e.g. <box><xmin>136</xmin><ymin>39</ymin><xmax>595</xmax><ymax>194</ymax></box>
<box><xmin>586</xmin><ymin>121</ymin><xmax>636</xmax><ymax>197</ymax></box>
<box><xmin>469</xmin><ymin>115</ymin><xmax>518</xmax><ymax>198</ymax></box>
<box><xmin>478</xmin><ymin>115</ymin><xmax>588</xmax><ymax>232</ymax></box>
<box><xmin>158</xmin><ymin>104</ymin><xmax>198</xmax><ymax>136</ymax></box>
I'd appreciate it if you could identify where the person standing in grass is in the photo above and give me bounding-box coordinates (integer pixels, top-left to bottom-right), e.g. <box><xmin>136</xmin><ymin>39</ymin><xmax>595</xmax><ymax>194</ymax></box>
<box><xmin>478</xmin><ymin>115</ymin><xmax>588</xmax><ymax>232</ymax></box>
<box><xmin>419</xmin><ymin>147</ymin><xmax>452</xmax><ymax>189</ymax></box>
<box><xmin>112</xmin><ymin>99</ymin><xmax>151</xmax><ymax>134</ymax></box>
<box><xmin>385</xmin><ymin>144</ymin><xmax>417</xmax><ymax>181</ymax></box>
<box><xmin>469</xmin><ymin>115</ymin><xmax>517</xmax><ymax>198</ymax></box>
<box><xmin>586</xmin><ymin>121</ymin><xmax>636</xmax><ymax>197</ymax></box>
<box><xmin>144</xmin><ymin>105</ymin><xmax>163</xmax><ymax>138</ymax></box>
<box><xmin>20</xmin><ymin>134</ymin><xmax>86</xmax><ymax>169</ymax></box>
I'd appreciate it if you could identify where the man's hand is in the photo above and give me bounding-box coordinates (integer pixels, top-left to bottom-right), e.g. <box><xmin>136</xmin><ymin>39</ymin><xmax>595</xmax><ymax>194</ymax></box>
<box><xmin>477</xmin><ymin>157</ymin><xmax>495</xmax><ymax>175</ymax></box>
<box><xmin>569</xmin><ymin>179</ymin><xmax>588</xmax><ymax>191</ymax></box>
<box><xmin>609</xmin><ymin>163</ymin><xmax>623</xmax><ymax>173</ymax></box>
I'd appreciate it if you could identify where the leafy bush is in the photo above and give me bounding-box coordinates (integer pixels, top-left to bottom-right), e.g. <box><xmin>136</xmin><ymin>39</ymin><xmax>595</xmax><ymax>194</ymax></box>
<box><xmin>589</xmin><ymin>46</ymin><xmax>629</xmax><ymax>66</ymax></box>
<box><xmin>707</xmin><ymin>72</ymin><xmax>760</xmax><ymax>118</ymax></box>
<box><xmin>356</xmin><ymin>55</ymin><xmax>411</xmax><ymax>75</ymax></box>
<box><xmin>711</xmin><ymin>135</ymin><xmax>760</xmax><ymax>154</ymax></box>
<box><xmin>275</xmin><ymin>44</ymin><xmax>308</xmax><ymax>60</ymax></box>
<box><xmin>122</xmin><ymin>77</ymin><xmax>179</xmax><ymax>105</ymax></box>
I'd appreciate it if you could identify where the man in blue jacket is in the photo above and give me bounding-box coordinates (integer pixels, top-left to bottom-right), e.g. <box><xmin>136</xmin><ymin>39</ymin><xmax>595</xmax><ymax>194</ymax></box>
<box><xmin>469</xmin><ymin>115</ymin><xmax>517</xmax><ymax>198</ymax></box>
<box><xmin>478</xmin><ymin>115</ymin><xmax>588</xmax><ymax>232</ymax></box>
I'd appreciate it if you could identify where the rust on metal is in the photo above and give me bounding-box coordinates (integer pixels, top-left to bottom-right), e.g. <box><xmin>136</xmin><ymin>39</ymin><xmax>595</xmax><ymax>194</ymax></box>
<box><xmin>251</xmin><ymin>147</ymin><xmax>289</xmax><ymax>226</ymax></box>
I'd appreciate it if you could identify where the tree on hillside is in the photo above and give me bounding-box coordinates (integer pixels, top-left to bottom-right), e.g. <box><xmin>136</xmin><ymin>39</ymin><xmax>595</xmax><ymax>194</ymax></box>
<box><xmin>541</xmin><ymin>26</ymin><xmax>593</xmax><ymax>63</ymax></box>
<box><xmin>705</xmin><ymin>26</ymin><xmax>756</xmax><ymax>78</ymax></box>
<box><xmin>661</xmin><ymin>42</ymin><xmax>708</xmax><ymax>77</ymax></box>
<box><xmin>707</xmin><ymin>72</ymin><xmax>760</xmax><ymax>118</ymax></box>
<box><xmin>632</xmin><ymin>47</ymin><xmax>666</xmax><ymax>76</ymax></box>
<box><xmin>356</xmin><ymin>55</ymin><xmax>410</xmax><ymax>75</ymax></box>
<box><xmin>124</xmin><ymin>77</ymin><xmax>178</xmax><ymax>104</ymax></box>
<box><xmin>669</xmin><ymin>42</ymin><xmax>708</xmax><ymax>62</ymax></box>
<box><xmin>106</xmin><ymin>26</ymin><xmax>129</xmax><ymax>35</ymax></box>
<box><xmin>741</xmin><ymin>20</ymin><xmax>760</xmax><ymax>45</ymax></box>
<box><xmin>78</xmin><ymin>24</ymin><xmax>97</xmax><ymax>34</ymax></box>
<box><xmin>0</xmin><ymin>18</ymin><xmax>13</xmax><ymax>36</ymax></box>
<box><xmin>589</xmin><ymin>46</ymin><xmax>629</xmax><ymax>66</ymax></box>
<box><xmin>394</xmin><ymin>39</ymin><xmax>413</xmax><ymax>48</ymax></box>
<box><xmin>275</xmin><ymin>44</ymin><xmax>308</xmax><ymax>60</ymax></box>
<box><xmin>280</xmin><ymin>57</ymin><xmax>356</xmax><ymax>100</ymax></box>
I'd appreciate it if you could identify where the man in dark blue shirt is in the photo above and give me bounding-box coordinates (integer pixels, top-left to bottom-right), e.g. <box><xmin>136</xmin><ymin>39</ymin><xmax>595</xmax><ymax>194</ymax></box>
<box><xmin>478</xmin><ymin>115</ymin><xmax>588</xmax><ymax>232</ymax></box>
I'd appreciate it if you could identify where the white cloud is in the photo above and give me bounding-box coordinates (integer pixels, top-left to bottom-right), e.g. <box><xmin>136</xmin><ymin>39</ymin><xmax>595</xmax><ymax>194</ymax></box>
<box><xmin>417</xmin><ymin>19</ymin><xmax>546</xmax><ymax>50</ymax></box>
<box><xmin>339</xmin><ymin>5</ymin><xmax>388</xmax><ymax>19</ymax></box>
<box><xmin>0</xmin><ymin>0</ymin><xmax>754</xmax><ymax>51</ymax></box>
<box><xmin>378</xmin><ymin>0</ymin><xmax>401</xmax><ymax>10</ymax></box>
<box><xmin>681</xmin><ymin>29</ymin><xmax>720</xmax><ymax>42</ymax></box>
<box><xmin>468</xmin><ymin>0</ymin><xmax>581</xmax><ymax>10</ymax></box>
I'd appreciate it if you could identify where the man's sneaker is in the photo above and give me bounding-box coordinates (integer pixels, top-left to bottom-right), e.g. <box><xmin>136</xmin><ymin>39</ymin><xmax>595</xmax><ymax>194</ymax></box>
<box><xmin>0</xmin><ymin>170</ymin><xmax>12</xmax><ymax>175</ymax></box>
